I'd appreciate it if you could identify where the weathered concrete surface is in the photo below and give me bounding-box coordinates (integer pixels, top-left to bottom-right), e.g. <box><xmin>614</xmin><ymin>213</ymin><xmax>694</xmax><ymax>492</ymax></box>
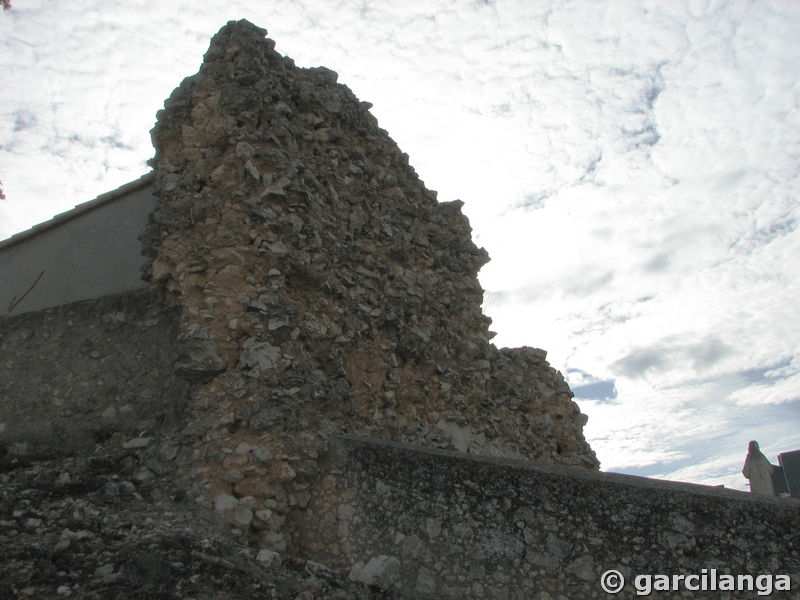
<box><xmin>0</xmin><ymin>175</ymin><xmax>154</xmax><ymax>317</ymax></box>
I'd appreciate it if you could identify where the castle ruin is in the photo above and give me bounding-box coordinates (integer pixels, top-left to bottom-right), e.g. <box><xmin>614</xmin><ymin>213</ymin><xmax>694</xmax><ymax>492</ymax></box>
<box><xmin>0</xmin><ymin>20</ymin><xmax>796</xmax><ymax>599</ymax></box>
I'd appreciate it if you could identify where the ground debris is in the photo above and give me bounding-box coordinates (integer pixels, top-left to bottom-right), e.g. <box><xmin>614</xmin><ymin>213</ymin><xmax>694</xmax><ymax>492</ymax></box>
<box><xmin>0</xmin><ymin>439</ymin><xmax>384</xmax><ymax>600</ymax></box>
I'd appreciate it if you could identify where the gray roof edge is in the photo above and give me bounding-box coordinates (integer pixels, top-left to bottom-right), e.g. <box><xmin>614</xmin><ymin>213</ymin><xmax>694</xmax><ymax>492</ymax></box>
<box><xmin>0</xmin><ymin>172</ymin><xmax>154</xmax><ymax>252</ymax></box>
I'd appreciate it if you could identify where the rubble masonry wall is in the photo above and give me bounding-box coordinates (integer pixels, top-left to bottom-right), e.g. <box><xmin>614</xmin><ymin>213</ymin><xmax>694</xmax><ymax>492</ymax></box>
<box><xmin>312</xmin><ymin>436</ymin><xmax>798</xmax><ymax>599</ymax></box>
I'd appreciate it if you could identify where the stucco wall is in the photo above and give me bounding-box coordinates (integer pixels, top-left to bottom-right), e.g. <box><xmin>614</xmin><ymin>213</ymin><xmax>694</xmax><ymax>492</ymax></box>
<box><xmin>0</xmin><ymin>175</ymin><xmax>154</xmax><ymax>317</ymax></box>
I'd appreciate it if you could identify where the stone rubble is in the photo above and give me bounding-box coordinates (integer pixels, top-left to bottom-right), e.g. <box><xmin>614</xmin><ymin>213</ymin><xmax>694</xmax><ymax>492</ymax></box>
<box><xmin>0</xmin><ymin>433</ymin><xmax>384</xmax><ymax>599</ymax></box>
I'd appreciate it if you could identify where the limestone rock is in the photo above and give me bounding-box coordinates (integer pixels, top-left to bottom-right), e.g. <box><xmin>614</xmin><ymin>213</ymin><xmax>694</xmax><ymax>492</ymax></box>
<box><xmin>256</xmin><ymin>548</ymin><xmax>281</xmax><ymax>567</ymax></box>
<box><xmin>349</xmin><ymin>554</ymin><xmax>401</xmax><ymax>590</ymax></box>
<box><xmin>174</xmin><ymin>339</ymin><xmax>225</xmax><ymax>381</ymax></box>
<box><xmin>415</xmin><ymin>566</ymin><xmax>438</xmax><ymax>596</ymax></box>
<box><xmin>239</xmin><ymin>337</ymin><xmax>282</xmax><ymax>374</ymax></box>
<box><xmin>213</xmin><ymin>493</ymin><xmax>239</xmax><ymax>512</ymax></box>
<box><xmin>122</xmin><ymin>436</ymin><xmax>152</xmax><ymax>449</ymax></box>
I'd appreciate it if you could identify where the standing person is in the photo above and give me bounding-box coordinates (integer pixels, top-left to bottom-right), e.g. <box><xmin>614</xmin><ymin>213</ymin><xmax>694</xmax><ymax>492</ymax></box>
<box><xmin>742</xmin><ymin>440</ymin><xmax>775</xmax><ymax>496</ymax></box>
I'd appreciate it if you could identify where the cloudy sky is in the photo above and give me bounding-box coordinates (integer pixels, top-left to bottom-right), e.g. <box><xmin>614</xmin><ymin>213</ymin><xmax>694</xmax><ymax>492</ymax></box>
<box><xmin>2</xmin><ymin>0</ymin><xmax>799</xmax><ymax>491</ymax></box>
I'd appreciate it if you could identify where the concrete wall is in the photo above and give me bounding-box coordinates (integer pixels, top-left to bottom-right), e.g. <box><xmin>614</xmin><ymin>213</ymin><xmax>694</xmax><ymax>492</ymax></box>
<box><xmin>0</xmin><ymin>175</ymin><xmax>154</xmax><ymax>317</ymax></box>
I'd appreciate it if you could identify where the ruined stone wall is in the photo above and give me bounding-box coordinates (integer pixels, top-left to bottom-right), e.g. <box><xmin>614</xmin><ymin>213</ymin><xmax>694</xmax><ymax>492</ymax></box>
<box><xmin>309</xmin><ymin>437</ymin><xmax>798</xmax><ymax>599</ymax></box>
<box><xmin>141</xmin><ymin>20</ymin><xmax>597</xmax><ymax>531</ymax></box>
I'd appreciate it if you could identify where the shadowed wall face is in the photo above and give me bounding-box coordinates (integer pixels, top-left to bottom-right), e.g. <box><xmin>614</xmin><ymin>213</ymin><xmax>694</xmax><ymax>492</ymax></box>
<box><xmin>0</xmin><ymin>291</ymin><xmax>189</xmax><ymax>455</ymax></box>
<box><xmin>0</xmin><ymin>180</ymin><xmax>154</xmax><ymax>317</ymax></box>
<box><xmin>305</xmin><ymin>437</ymin><xmax>800</xmax><ymax>599</ymax></box>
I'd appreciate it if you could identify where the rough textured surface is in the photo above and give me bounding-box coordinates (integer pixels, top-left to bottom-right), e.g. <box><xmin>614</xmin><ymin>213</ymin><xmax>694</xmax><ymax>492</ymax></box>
<box><xmin>140</xmin><ymin>21</ymin><xmax>597</xmax><ymax>546</ymax></box>
<box><xmin>0</xmin><ymin>290</ymin><xmax>189</xmax><ymax>455</ymax></box>
<box><xmin>0</xmin><ymin>438</ymin><xmax>383</xmax><ymax>599</ymax></box>
<box><xmin>0</xmin><ymin>430</ymin><xmax>796</xmax><ymax>599</ymax></box>
<box><xmin>0</xmin><ymin>293</ymin><xmax>380</xmax><ymax>598</ymax></box>
<box><xmin>312</xmin><ymin>437</ymin><xmax>800</xmax><ymax>598</ymax></box>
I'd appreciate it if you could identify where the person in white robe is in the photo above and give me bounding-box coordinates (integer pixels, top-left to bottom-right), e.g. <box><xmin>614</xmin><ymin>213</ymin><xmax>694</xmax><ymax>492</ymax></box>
<box><xmin>742</xmin><ymin>440</ymin><xmax>775</xmax><ymax>496</ymax></box>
